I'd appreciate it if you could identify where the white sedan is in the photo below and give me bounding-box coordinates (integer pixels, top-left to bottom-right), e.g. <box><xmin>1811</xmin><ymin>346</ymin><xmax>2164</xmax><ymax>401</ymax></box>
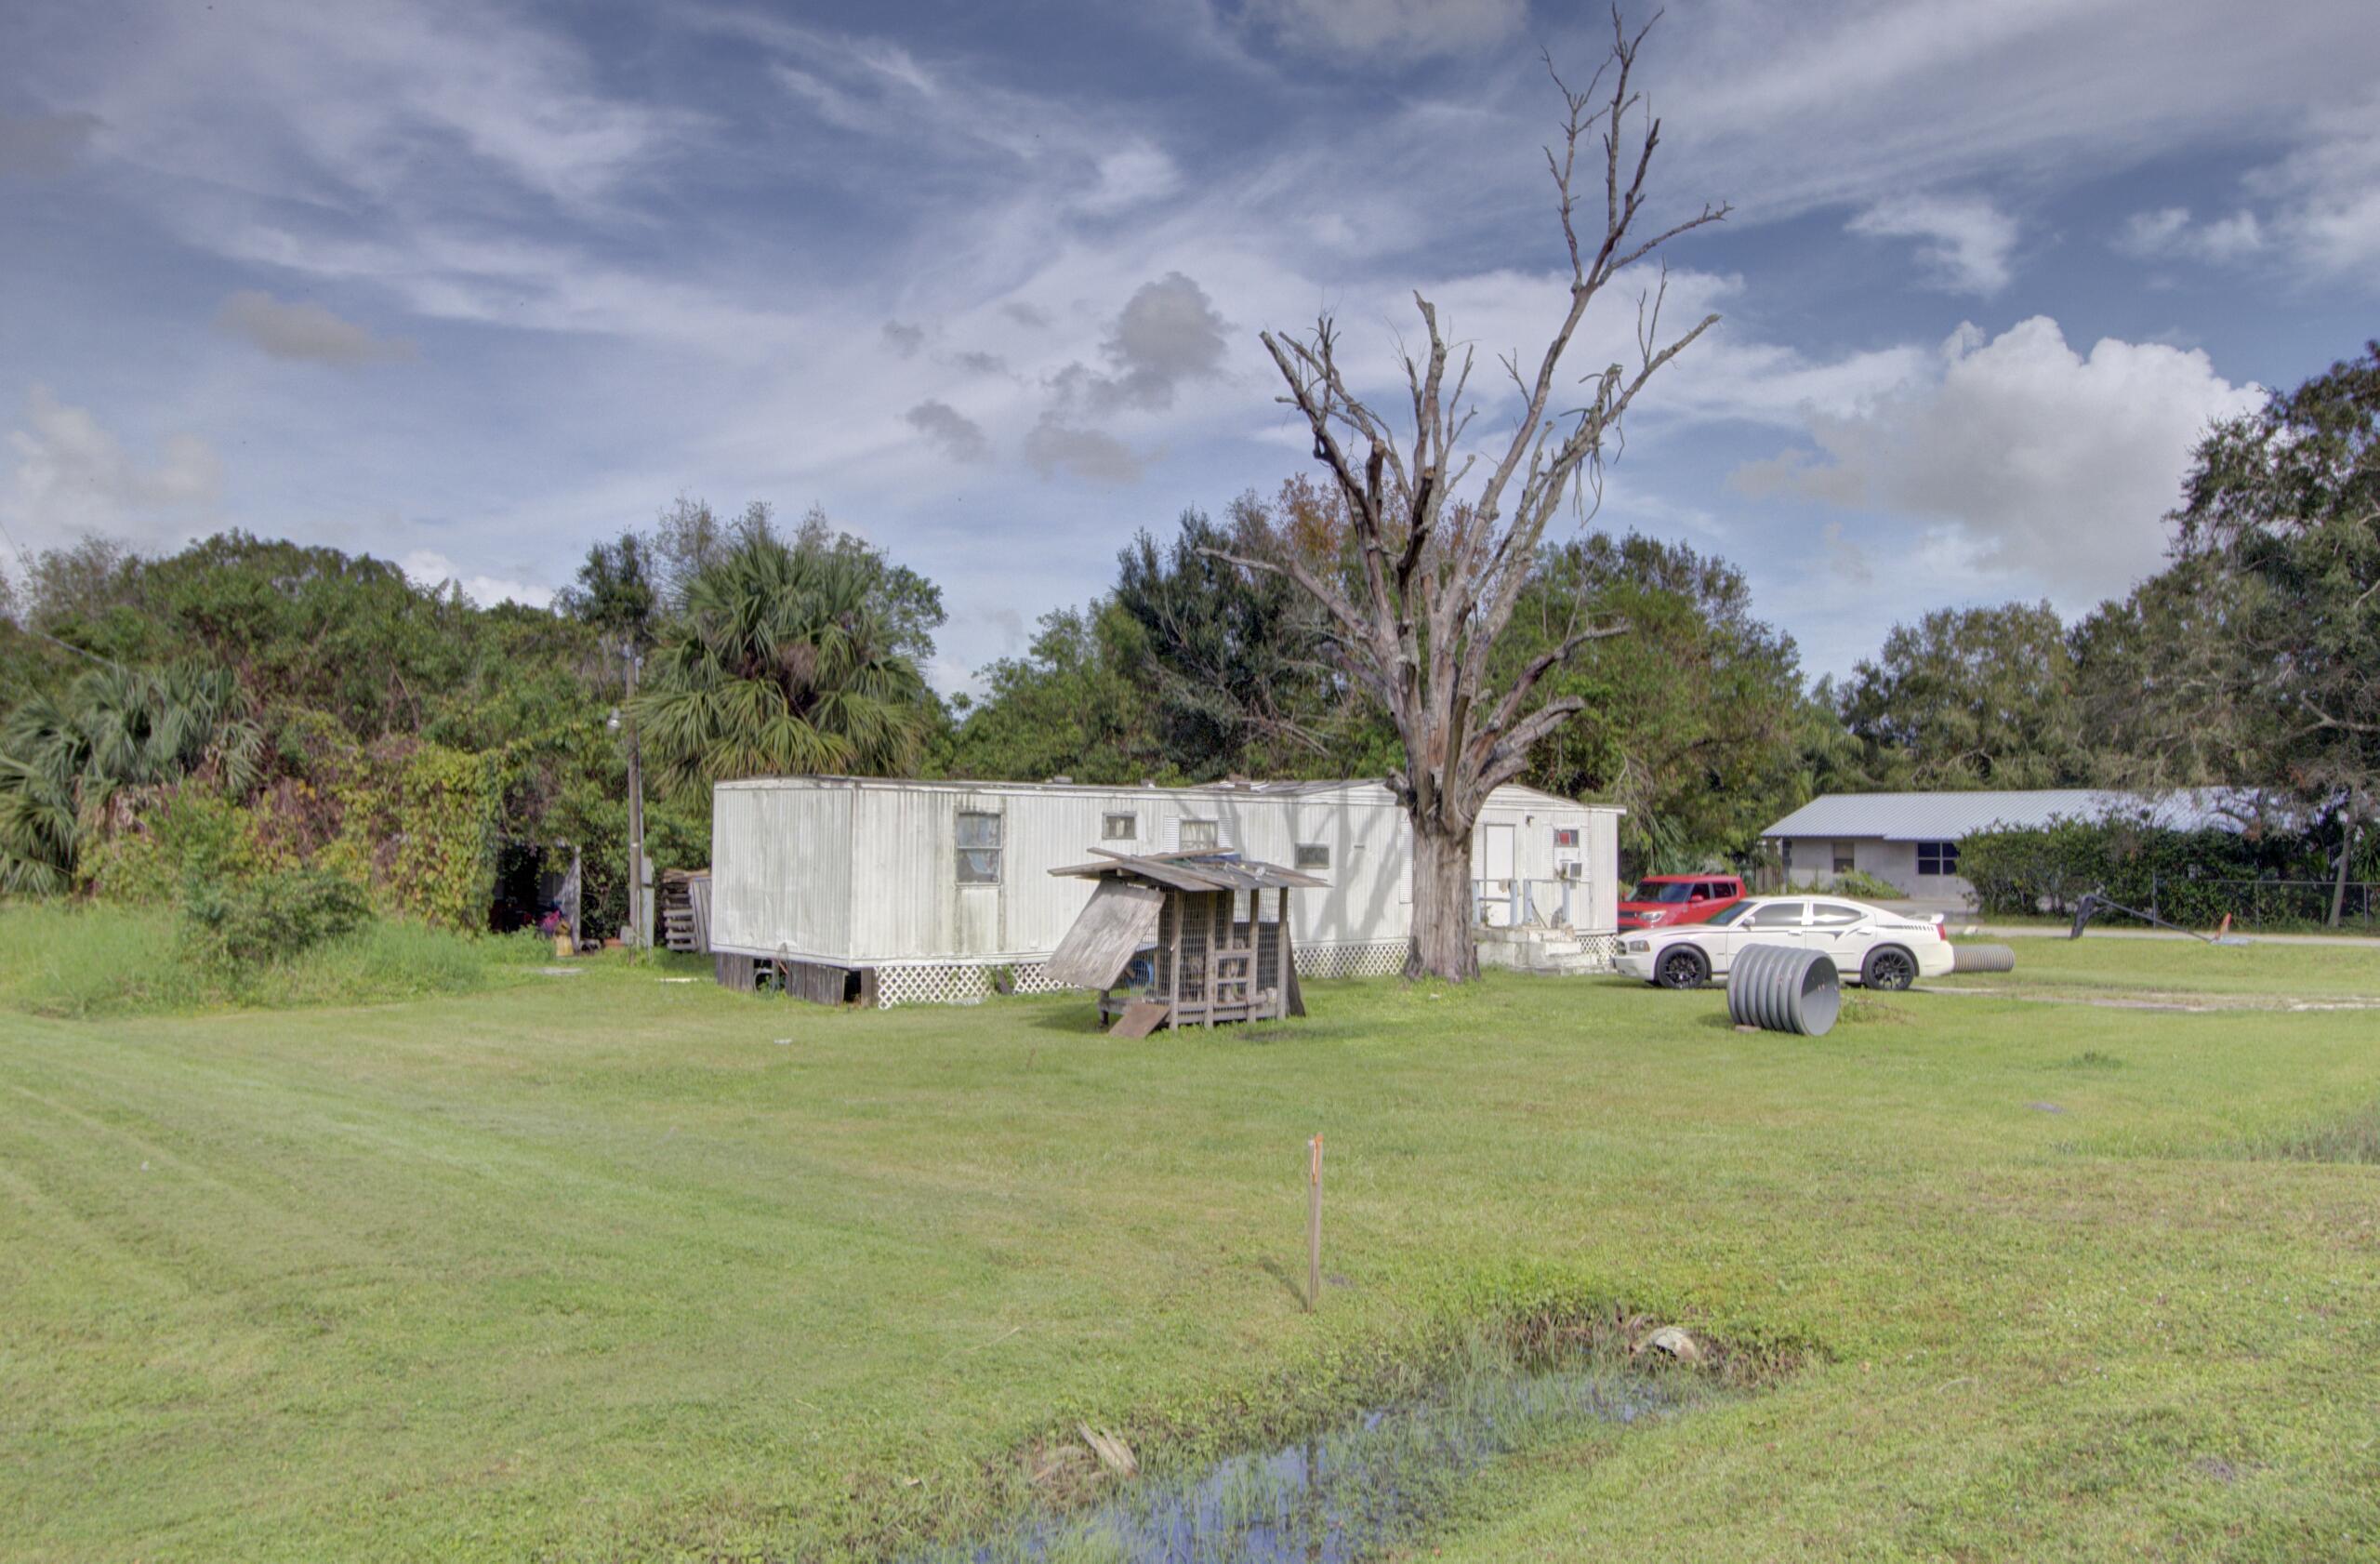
<box><xmin>1613</xmin><ymin>895</ymin><xmax>1954</xmax><ymax>991</ymax></box>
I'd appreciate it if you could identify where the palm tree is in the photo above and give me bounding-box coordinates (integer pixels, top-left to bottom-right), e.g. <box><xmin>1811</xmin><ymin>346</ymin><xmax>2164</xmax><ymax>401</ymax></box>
<box><xmin>0</xmin><ymin>663</ymin><xmax>261</xmax><ymax>894</ymax></box>
<box><xmin>629</xmin><ymin>535</ymin><xmax>932</xmax><ymax>792</ymax></box>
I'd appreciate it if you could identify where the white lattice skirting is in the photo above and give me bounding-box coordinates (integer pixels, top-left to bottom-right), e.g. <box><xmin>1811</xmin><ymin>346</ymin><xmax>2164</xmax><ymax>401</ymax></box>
<box><xmin>1572</xmin><ymin>932</ymin><xmax>1620</xmax><ymax>971</ymax></box>
<box><xmin>868</xmin><ymin>940</ymin><xmax>1415</xmax><ymax>1009</ymax></box>
<box><xmin>871</xmin><ymin>961</ymin><xmax>1069</xmax><ymax>1009</ymax></box>
<box><xmin>1292</xmin><ymin>940</ymin><xmax>1410</xmax><ymax>980</ymax></box>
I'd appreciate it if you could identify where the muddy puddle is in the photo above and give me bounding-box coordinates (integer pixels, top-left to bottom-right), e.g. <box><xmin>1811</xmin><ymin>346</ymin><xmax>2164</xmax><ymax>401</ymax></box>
<box><xmin>914</xmin><ymin>1352</ymin><xmax>1707</xmax><ymax>1564</ymax></box>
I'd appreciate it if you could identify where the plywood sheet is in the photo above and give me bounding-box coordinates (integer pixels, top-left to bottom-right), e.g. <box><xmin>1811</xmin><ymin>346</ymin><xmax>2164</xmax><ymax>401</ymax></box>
<box><xmin>1107</xmin><ymin>999</ymin><xmax>1170</xmax><ymax>1040</ymax></box>
<box><xmin>1045</xmin><ymin>880</ymin><xmax>1165</xmax><ymax>989</ymax></box>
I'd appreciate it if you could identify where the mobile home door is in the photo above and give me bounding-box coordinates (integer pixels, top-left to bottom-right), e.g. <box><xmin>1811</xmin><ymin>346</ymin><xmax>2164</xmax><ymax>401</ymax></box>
<box><xmin>1480</xmin><ymin>821</ymin><xmax>1516</xmax><ymax>927</ymax></box>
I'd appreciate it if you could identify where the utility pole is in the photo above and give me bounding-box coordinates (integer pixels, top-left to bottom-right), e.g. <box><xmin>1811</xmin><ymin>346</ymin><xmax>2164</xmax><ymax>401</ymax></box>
<box><xmin>623</xmin><ymin>638</ymin><xmax>648</xmax><ymax>949</ymax></box>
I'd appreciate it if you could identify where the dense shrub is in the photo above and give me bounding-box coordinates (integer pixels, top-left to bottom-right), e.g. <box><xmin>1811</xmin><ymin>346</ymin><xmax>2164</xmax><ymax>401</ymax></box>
<box><xmin>1818</xmin><ymin>868</ymin><xmax>1903</xmax><ymax>901</ymax></box>
<box><xmin>180</xmin><ymin>865</ymin><xmax>371</xmax><ymax>967</ymax></box>
<box><xmin>1959</xmin><ymin>812</ymin><xmax>2315</xmax><ymax>921</ymax></box>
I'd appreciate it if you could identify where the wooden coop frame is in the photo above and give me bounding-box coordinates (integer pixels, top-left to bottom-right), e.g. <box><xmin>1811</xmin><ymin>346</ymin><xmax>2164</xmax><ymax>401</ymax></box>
<box><xmin>1044</xmin><ymin>850</ymin><xmax>1324</xmax><ymax>1037</ymax></box>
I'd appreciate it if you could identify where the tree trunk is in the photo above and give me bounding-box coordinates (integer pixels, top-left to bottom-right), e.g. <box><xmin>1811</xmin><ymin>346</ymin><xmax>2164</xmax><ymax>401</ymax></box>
<box><xmin>1408</xmin><ymin>817</ymin><xmax>1478</xmax><ymax>981</ymax></box>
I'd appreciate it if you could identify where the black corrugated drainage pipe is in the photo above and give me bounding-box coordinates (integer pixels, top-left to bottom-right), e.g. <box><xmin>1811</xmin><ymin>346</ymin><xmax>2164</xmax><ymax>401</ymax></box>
<box><xmin>1727</xmin><ymin>943</ymin><xmax>1841</xmax><ymax>1036</ymax></box>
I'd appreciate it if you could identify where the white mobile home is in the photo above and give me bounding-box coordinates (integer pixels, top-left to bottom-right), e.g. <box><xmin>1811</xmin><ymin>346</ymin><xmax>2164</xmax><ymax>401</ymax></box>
<box><xmin>709</xmin><ymin>776</ymin><xmax>1622</xmax><ymax>1005</ymax></box>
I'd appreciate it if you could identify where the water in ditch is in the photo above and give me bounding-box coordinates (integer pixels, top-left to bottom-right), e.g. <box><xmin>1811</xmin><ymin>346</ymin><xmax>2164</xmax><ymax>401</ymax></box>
<box><xmin>915</xmin><ymin>1352</ymin><xmax>1703</xmax><ymax>1564</ymax></box>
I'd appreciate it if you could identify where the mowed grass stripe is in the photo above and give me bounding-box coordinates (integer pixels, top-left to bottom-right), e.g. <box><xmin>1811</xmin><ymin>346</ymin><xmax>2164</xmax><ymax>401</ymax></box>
<box><xmin>5</xmin><ymin>954</ymin><xmax>2380</xmax><ymax>1558</ymax></box>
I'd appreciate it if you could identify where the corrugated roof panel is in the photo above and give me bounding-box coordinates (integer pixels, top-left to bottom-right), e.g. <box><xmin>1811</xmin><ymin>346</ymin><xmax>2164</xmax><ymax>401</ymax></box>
<box><xmin>713</xmin><ymin>774</ymin><xmax>1621</xmax><ymax>812</ymax></box>
<box><xmin>1761</xmin><ymin>789</ymin><xmax>2262</xmax><ymax>842</ymax></box>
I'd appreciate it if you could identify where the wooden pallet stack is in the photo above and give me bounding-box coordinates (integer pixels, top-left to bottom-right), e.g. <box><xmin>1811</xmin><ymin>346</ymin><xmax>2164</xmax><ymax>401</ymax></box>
<box><xmin>659</xmin><ymin>869</ymin><xmax>710</xmax><ymax>955</ymax></box>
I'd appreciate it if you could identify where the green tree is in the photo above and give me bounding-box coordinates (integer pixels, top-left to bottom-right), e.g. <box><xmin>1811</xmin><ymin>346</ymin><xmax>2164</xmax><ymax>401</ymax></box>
<box><xmin>2166</xmin><ymin>340</ymin><xmax>2380</xmax><ymax>921</ymax></box>
<box><xmin>938</xmin><ymin>602</ymin><xmax>1174</xmax><ymax>785</ymax></box>
<box><xmin>558</xmin><ymin>531</ymin><xmax>660</xmax><ymax>652</ymax></box>
<box><xmin>1509</xmin><ymin>534</ymin><xmax>1808</xmax><ymax>868</ymax></box>
<box><xmin>628</xmin><ymin>533</ymin><xmax>934</xmax><ymax>793</ymax></box>
<box><xmin>1115</xmin><ymin>502</ymin><xmax>1381</xmax><ymax>780</ymax></box>
<box><xmin>1835</xmin><ymin>602</ymin><xmax>2090</xmax><ymax>789</ymax></box>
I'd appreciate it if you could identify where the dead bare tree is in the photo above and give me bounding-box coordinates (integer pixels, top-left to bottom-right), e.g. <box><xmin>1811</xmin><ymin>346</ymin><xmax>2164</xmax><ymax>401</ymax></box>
<box><xmin>1214</xmin><ymin>11</ymin><xmax>1727</xmax><ymax>979</ymax></box>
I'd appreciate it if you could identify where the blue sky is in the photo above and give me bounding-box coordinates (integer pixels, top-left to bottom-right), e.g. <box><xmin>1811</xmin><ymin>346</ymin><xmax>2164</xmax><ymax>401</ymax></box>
<box><xmin>2</xmin><ymin>0</ymin><xmax>2373</xmax><ymax>691</ymax></box>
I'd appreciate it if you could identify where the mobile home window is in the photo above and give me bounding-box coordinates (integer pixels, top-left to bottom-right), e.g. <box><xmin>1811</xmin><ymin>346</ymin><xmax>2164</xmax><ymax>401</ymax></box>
<box><xmin>1102</xmin><ymin>812</ymin><xmax>1137</xmax><ymax>842</ymax></box>
<box><xmin>1554</xmin><ymin>828</ymin><xmax>1580</xmax><ymax>847</ymax></box>
<box><xmin>1178</xmin><ymin>818</ymin><xmax>1219</xmax><ymax>852</ymax></box>
<box><xmin>1917</xmin><ymin>840</ymin><xmax>1959</xmax><ymax>877</ymax></box>
<box><xmin>956</xmin><ymin>811</ymin><xmax>1002</xmax><ymax>883</ymax></box>
<box><xmin>1294</xmin><ymin>842</ymin><xmax>1329</xmax><ymax>871</ymax></box>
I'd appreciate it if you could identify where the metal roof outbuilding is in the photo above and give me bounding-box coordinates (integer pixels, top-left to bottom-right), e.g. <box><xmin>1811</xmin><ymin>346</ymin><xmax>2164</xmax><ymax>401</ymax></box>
<box><xmin>1760</xmin><ymin>789</ymin><xmax>2260</xmax><ymax>842</ymax></box>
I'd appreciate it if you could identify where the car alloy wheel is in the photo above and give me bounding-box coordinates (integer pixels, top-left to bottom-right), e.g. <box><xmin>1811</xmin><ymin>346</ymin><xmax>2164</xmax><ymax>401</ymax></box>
<box><xmin>1657</xmin><ymin>948</ymin><xmax>1708</xmax><ymax>989</ymax></box>
<box><xmin>1864</xmin><ymin>948</ymin><xmax>1916</xmax><ymax>991</ymax></box>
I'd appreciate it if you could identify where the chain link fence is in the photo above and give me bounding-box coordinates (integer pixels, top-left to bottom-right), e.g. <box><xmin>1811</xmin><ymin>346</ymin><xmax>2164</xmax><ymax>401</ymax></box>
<box><xmin>2143</xmin><ymin>875</ymin><xmax>2379</xmax><ymax>932</ymax></box>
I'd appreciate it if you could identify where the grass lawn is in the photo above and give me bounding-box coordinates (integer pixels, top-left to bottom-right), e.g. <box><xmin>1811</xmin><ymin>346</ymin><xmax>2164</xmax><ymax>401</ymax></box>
<box><xmin>1936</xmin><ymin>934</ymin><xmax>2380</xmax><ymax>1001</ymax></box>
<box><xmin>7</xmin><ymin>945</ymin><xmax>2380</xmax><ymax>1560</ymax></box>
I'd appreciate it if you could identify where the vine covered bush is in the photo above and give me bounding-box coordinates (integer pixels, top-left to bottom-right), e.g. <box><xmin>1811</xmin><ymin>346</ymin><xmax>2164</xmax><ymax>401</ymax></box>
<box><xmin>390</xmin><ymin>744</ymin><xmax>501</xmax><ymax>933</ymax></box>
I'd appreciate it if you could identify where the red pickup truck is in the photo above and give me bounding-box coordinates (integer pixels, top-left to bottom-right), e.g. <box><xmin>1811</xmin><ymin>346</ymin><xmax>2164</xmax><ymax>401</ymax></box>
<box><xmin>1618</xmin><ymin>873</ymin><xmax>1746</xmax><ymax>933</ymax></box>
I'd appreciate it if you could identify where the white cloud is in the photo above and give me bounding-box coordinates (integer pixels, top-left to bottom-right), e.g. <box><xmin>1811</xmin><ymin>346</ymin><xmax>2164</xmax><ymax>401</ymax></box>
<box><xmin>2255</xmin><ymin>93</ymin><xmax>2380</xmax><ymax>278</ymax></box>
<box><xmin>215</xmin><ymin>289</ymin><xmax>415</xmax><ymax>364</ymax></box>
<box><xmin>1662</xmin><ymin>0</ymin><xmax>2373</xmax><ymax>221</ymax></box>
<box><xmin>2116</xmin><ymin>206</ymin><xmax>2191</xmax><ymax>256</ymax></box>
<box><xmin>1078</xmin><ymin>142</ymin><xmax>1182</xmax><ymax>214</ymax></box>
<box><xmin>1237</xmin><ymin>0</ymin><xmax>1527</xmax><ymax>59</ymax></box>
<box><xmin>1</xmin><ymin>386</ymin><xmax>222</xmax><ymax>551</ymax></box>
<box><xmin>399</xmin><ymin>549</ymin><xmax>552</xmax><ymax>609</ymax></box>
<box><xmin>2115</xmin><ymin>205</ymin><xmax>2267</xmax><ymax>265</ymax></box>
<box><xmin>1847</xmin><ymin>194</ymin><xmax>2018</xmax><ymax>295</ymax></box>
<box><xmin>903</xmin><ymin>400</ymin><xmax>989</xmax><ymax>463</ymax></box>
<box><xmin>1732</xmin><ymin>317</ymin><xmax>2265</xmax><ymax>605</ymax></box>
<box><xmin>880</xmin><ymin>320</ymin><xmax>926</xmax><ymax>358</ymax></box>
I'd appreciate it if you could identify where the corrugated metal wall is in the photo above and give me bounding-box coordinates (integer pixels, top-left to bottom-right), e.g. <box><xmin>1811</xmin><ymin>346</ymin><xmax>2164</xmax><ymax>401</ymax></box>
<box><xmin>710</xmin><ymin>784</ymin><xmax>851</xmax><ymax>957</ymax></box>
<box><xmin>712</xmin><ymin>778</ymin><xmax>1623</xmax><ymax>964</ymax></box>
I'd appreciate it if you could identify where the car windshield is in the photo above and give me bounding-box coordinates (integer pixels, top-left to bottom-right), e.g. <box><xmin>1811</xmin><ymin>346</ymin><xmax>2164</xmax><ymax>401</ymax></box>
<box><xmin>1704</xmin><ymin>900</ymin><xmax>1757</xmax><ymax>926</ymax></box>
<box><xmin>1634</xmin><ymin>881</ymin><xmax>1697</xmax><ymax>903</ymax></box>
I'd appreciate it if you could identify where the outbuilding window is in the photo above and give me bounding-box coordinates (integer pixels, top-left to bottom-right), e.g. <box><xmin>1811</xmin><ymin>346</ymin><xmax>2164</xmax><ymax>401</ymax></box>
<box><xmin>1554</xmin><ymin>828</ymin><xmax>1580</xmax><ymax>847</ymax></box>
<box><xmin>956</xmin><ymin>811</ymin><xmax>1002</xmax><ymax>883</ymax></box>
<box><xmin>1178</xmin><ymin>819</ymin><xmax>1220</xmax><ymax>852</ymax></box>
<box><xmin>1295</xmin><ymin>842</ymin><xmax>1330</xmax><ymax>871</ymax></box>
<box><xmin>1102</xmin><ymin>812</ymin><xmax>1137</xmax><ymax>842</ymax></box>
<box><xmin>1917</xmin><ymin>840</ymin><xmax>1959</xmax><ymax>877</ymax></box>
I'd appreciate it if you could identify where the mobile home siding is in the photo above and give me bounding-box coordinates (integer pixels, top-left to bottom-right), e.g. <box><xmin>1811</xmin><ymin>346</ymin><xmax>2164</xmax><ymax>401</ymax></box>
<box><xmin>711</xmin><ymin>777</ymin><xmax>1621</xmax><ymax>972</ymax></box>
<box><xmin>709</xmin><ymin>783</ymin><xmax>852</xmax><ymax>958</ymax></box>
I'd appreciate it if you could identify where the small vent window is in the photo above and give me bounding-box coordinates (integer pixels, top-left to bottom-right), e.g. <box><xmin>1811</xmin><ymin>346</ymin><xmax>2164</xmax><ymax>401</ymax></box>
<box><xmin>1178</xmin><ymin>818</ymin><xmax>1220</xmax><ymax>852</ymax></box>
<box><xmin>956</xmin><ymin>811</ymin><xmax>1002</xmax><ymax>883</ymax></box>
<box><xmin>1294</xmin><ymin>843</ymin><xmax>1330</xmax><ymax>871</ymax></box>
<box><xmin>1102</xmin><ymin>812</ymin><xmax>1137</xmax><ymax>842</ymax></box>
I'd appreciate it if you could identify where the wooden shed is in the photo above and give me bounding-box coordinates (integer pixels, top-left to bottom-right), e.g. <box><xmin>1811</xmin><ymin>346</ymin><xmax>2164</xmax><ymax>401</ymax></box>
<box><xmin>1044</xmin><ymin>850</ymin><xmax>1324</xmax><ymax>1037</ymax></box>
